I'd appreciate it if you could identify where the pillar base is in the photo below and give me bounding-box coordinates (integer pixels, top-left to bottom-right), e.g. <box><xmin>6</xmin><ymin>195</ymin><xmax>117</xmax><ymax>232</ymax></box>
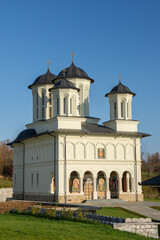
<box><xmin>106</xmin><ymin>191</ymin><xmax>111</xmax><ymax>199</ymax></box>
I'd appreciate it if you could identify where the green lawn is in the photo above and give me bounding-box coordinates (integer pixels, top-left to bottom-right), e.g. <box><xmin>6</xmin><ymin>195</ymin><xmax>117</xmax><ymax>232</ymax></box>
<box><xmin>96</xmin><ymin>207</ymin><xmax>145</xmax><ymax>218</ymax></box>
<box><xmin>0</xmin><ymin>213</ymin><xmax>155</xmax><ymax>240</ymax></box>
<box><xmin>144</xmin><ymin>197</ymin><xmax>160</xmax><ymax>202</ymax></box>
<box><xmin>0</xmin><ymin>178</ymin><xmax>13</xmax><ymax>188</ymax></box>
<box><xmin>150</xmin><ymin>206</ymin><xmax>160</xmax><ymax>211</ymax></box>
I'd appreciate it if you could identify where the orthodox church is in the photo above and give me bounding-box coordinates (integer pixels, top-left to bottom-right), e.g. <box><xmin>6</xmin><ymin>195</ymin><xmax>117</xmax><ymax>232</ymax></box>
<box><xmin>10</xmin><ymin>57</ymin><xmax>149</xmax><ymax>203</ymax></box>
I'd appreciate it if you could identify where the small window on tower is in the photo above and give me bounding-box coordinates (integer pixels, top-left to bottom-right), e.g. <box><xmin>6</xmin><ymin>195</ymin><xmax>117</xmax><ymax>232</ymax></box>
<box><xmin>37</xmin><ymin>93</ymin><xmax>38</xmax><ymax>106</ymax></box>
<box><xmin>114</xmin><ymin>102</ymin><xmax>117</xmax><ymax>118</ymax></box>
<box><xmin>70</xmin><ymin>98</ymin><xmax>72</xmax><ymax>114</ymax></box>
<box><xmin>42</xmin><ymin>92</ymin><xmax>45</xmax><ymax>106</ymax></box>
<box><xmin>63</xmin><ymin>97</ymin><xmax>66</xmax><ymax>114</ymax></box>
<box><xmin>49</xmin><ymin>93</ymin><xmax>52</xmax><ymax>105</ymax></box>
<box><xmin>42</xmin><ymin>107</ymin><xmax>44</xmax><ymax>119</ymax></box>
<box><xmin>57</xmin><ymin>98</ymin><xmax>59</xmax><ymax>115</ymax></box>
<box><xmin>121</xmin><ymin>102</ymin><xmax>124</xmax><ymax>118</ymax></box>
<box><xmin>49</xmin><ymin>106</ymin><xmax>52</xmax><ymax>118</ymax></box>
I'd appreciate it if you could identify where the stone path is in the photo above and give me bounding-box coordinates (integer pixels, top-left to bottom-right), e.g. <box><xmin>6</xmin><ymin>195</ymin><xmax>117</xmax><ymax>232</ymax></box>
<box><xmin>83</xmin><ymin>200</ymin><xmax>160</xmax><ymax>221</ymax></box>
<box><xmin>0</xmin><ymin>188</ymin><xmax>13</xmax><ymax>202</ymax></box>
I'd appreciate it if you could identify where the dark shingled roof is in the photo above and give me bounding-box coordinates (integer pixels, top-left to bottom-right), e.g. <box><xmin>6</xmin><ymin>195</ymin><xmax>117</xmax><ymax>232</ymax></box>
<box><xmin>139</xmin><ymin>175</ymin><xmax>160</xmax><ymax>186</ymax></box>
<box><xmin>50</xmin><ymin>78</ymin><xmax>80</xmax><ymax>92</ymax></box>
<box><xmin>28</xmin><ymin>68</ymin><xmax>56</xmax><ymax>89</ymax></box>
<box><xmin>105</xmin><ymin>81</ymin><xmax>136</xmax><ymax>97</ymax></box>
<box><xmin>54</xmin><ymin>62</ymin><xmax>94</xmax><ymax>83</ymax></box>
<box><xmin>12</xmin><ymin>129</ymin><xmax>37</xmax><ymax>143</ymax></box>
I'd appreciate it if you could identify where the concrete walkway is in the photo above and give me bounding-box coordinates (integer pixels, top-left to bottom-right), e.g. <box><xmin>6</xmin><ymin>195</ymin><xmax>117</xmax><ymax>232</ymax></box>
<box><xmin>83</xmin><ymin>200</ymin><xmax>160</xmax><ymax>221</ymax></box>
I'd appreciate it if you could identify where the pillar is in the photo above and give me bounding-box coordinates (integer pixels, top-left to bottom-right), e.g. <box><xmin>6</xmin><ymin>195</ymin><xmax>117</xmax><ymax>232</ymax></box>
<box><xmin>118</xmin><ymin>177</ymin><xmax>122</xmax><ymax>194</ymax></box>
<box><xmin>80</xmin><ymin>177</ymin><xmax>83</xmax><ymax>194</ymax></box>
<box><xmin>126</xmin><ymin>173</ymin><xmax>130</xmax><ymax>192</ymax></box>
<box><xmin>93</xmin><ymin>177</ymin><xmax>97</xmax><ymax>199</ymax></box>
<box><xmin>106</xmin><ymin>177</ymin><xmax>110</xmax><ymax>199</ymax></box>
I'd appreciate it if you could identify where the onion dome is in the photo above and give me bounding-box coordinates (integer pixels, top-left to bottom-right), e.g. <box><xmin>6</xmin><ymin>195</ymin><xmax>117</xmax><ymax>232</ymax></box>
<box><xmin>50</xmin><ymin>78</ymin><xmax>80</xmax><ymax>92</ymax></box>
<box><xmin>28</xmin><ymin>68</ymin><xmax>57</xmax><ymax>89</ymax></box>
<box><xmin>53</xmin><ymin>62</ymin><xmax>94</xmax><ymax>83</ymax></box>
<box><xmin>12</xmin><ymin>129</ymin><xmax>37</xmax><ymax>143</ymax></box>
<box><xmin>105</xmin><ymin>81</ymin><xmax>136</xmax><ymax>97</ymax></box>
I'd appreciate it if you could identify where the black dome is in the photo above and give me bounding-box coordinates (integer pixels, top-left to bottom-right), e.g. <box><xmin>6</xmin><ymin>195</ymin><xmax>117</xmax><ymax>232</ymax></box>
<box><xmin>28</xmin><ymin>68</ymin><xmax>56</xmax><ymax>89</ymax></box>
<box><xmin>105</xmin><ymin>82</ymin><xmax>136</xmax><ymax>97</ymax></box>
<box><xmin>54</xmin><ymin>63</ymin><xmax>94</xmax><ymax>83</ymax></box>
<box><xmin>50</xmin><ymin>78</ymin><xmax>80</xmax><ymax>92</ymax></box>
<box><xmin>13</xmin><ymin>129</ymin><xmax>37</xmax><ymax>143</ymax></box>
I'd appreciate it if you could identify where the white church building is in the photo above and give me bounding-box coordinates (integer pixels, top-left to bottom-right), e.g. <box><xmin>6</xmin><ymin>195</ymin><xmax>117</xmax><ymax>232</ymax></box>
<box><xmin>10</xmin><ymin>59</ymin><xmax>149</xmax><ymax>203</ymax></box>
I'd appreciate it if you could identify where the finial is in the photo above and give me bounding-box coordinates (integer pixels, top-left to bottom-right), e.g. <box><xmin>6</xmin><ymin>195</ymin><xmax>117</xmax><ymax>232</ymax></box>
<box><xmin>119</xmin><ymin>73</ymin><xmax>122</xmax><ymax>83</ymax></box>
<box><xmin>47</xmin><ymin>59</ymin><xmax>51</xmax><ymax>69</ymax></box>
<box><xmin>70</xmin><ymin>50</ymin><xmax>75</xmax><ymax>63</ymax></box>
<box><xmin>62</xmin><ymin>69</ymin><xmax>66</xmax><ymax>77</ymax></box>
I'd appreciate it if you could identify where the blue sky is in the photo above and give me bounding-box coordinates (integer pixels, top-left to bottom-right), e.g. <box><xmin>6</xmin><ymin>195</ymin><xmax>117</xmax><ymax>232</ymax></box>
<box><xmin>0</xmin><ymin>0</ymin><xmax>160</xmax><ymax>154</ymax></box>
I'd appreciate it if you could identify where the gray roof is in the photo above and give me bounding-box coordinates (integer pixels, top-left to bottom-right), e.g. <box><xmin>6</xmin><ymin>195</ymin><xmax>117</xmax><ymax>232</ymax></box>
<box><xmin>105</xmin><ymin>81</ymin><xmax>136</xmax><ymax>97</ymax></box>
<box><xmin>28</xmin><ymin>68</ymin><xmax>56</xmax><ymax>89</ymax></box>
<box><xmin>12</xmin><ymin>129</ymin><xmax>37</xmax><ymax>143</ymax></box>
<box><xmin>139</xmin><ymin>175</ymin><xmax>160</xmax><ymax>186</ymax></box>
<box><xmin>54</xmin><ymin>63</ymin><xmax>94</xmax><ymax>83</ymax></box>
<box><xmin>50</xmin><ymin>78</ymin><xmax>80</xmax><ymax>92</ymax></box>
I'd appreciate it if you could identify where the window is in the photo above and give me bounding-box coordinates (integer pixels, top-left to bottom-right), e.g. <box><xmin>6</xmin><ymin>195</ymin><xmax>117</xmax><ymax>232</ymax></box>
<box><xmin>37</xmin><ymin>173</ymin><xmax>39</xmax><ymax>187</ymax></box>
<box><xmin>70</xmin><ymin>98</ymin><xmax>72</xmax><ymax>114</ymax></box>
<box><xmin>42</xmin><ymin>106</ymin><xmax>44</xmax><ymax>119</ymax></box>
<box><xmin>37</xmin><ymin>93</ymin><xmax>38</xmax><ymax>106</ymax></box>
<box><xmin>121</xmin><ymin>102</ymin><xmax>124</xmax><ymax>118</ymax></box>
<box><xmin>37</xmin><ymin>108</ymin><xmax>38</xmax><ymax>119</ymax></box>
<box><xmin>49</xmin><ymin>106</ymin><xmax>52</xmax><ymax>118</ymax></box>
<box><xmin>57</xmin><ymin>98</ymin><xmax>59</xmax><ymax>115</ymax></box>
<box><xmin>114</xmin><ymin>102</ymin><xmax>117</xmax><ymax>118</ymax></box>
<box><xmin>127</xmin><ymin>102</ymin><xmax>129</xmax><ymax>118</ymax></box>
<box><xmin>42</xmin><ymin>92</ymin><xmax>45</xmax><ymax>106</ymax></box>
<box><xmin>63</xmin><ymin>97</ymin><xmax>66</xmax><ymax>114</ymax></box>
<box><xmin>49</xmin><ymin>93</ymin><xmax>52</xmax><ymax>105</ymax></box>
<box><xmin>31</xmin><ymin>173</ymin><xmax>33</xmax><ymax>187</ymax></box>
<box><xmin>78</xmin><ymin>93</ymin><xmax>80</xmax><ymax>115</ymax></box>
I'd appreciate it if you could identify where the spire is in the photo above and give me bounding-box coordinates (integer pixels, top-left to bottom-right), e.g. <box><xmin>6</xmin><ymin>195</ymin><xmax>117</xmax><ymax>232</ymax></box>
<box><xmin>47</xmin><ymin>59</ymin><xmax>51</xmax><ymax>70</ymax></box>
<box><xmin>70</xmin><ymin>51</ymin><xmax>75</xmax><ymax>64</ymax></box>
<box><xmin>119</xmin><ymin>73</ymin><xmax>122</xmax><ymax>84</ymax></box>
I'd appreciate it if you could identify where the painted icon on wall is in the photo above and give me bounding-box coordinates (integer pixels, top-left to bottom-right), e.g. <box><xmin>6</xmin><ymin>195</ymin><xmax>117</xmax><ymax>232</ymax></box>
<box><xmin>98</xmin><ymin>148</ymin><xmax>104</xmax><ymax>159</ymax></box>
<box><xmin>72</xmin><ymin>178</ymin><xmax>80</xmax><ymax>192</ymax></box>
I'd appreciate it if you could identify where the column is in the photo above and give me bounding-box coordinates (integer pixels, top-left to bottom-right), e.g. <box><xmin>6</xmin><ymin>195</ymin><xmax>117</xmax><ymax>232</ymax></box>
<box><xmin>126</xmin><ymin>173</ymin><xmax>130</xmax><ymax>192</ymax></box>
<box><xmin>106</xmin><ymin>177</ymin><xmax>110</xmax><ymax>199</ymax></box>
<box><xmin>131</xmin><ymin>177</ymin><xmax>134</xmax><ymax>192</ymax></box>
<box><xmin>80</xmin><ymin>177</ymin><xmax>83</xmax><ymax>194</ymax></box>
<box><xmin>118</xmin><ymin>177</ymin><xmax>122</xmax><ymax>194</ymax></box>
<box><xmin>93</xmin><ymin>177</ymin><xmax>97</xmax><ymax>199</ymax></box>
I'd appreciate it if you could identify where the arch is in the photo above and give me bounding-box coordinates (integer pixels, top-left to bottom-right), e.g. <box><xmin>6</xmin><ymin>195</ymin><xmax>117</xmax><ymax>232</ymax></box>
<box><xmin>75</xmin><ymin>142</ymin><xmax>85</xmax><ymax>159</ymax></box>
<box><xmin>97</xmin><ymin>171</ymin><xmax>106</xmax><ymax>199</ymax></box>
<box><xmin>116</xmin><ymin>144</ymin><xmax>125</xmax><ymax>160</ymax></box>
<box><xmin>66</xmin><ymin>142</ymin><xmax>75</xmax><ymax>159</ymax></box>
<box><xmin>69</xmin><ymin>171</ymin><xmax>80</xmax><ymax>193</ymax></box>
<box><xmin>126</xmin><ymin>144</ymin><xmax>134</xmax><ymax>160</ymax></box>
<box><xmin>86</xmin><ymin>142</ymin><xmax>95</xmax><ymax>159</ymax></box>
<box><xmin>83</xmin><ymin>171</ymin><xmax>93</xmax><ymax>200</ymax></box>
<box><xmin>59</xmin><ymin>143</ymin><xmax>64</xmax><ymax>160</ymax></box>
<box><xmin>122</xmin><ymin>171</ymin><xmax>132</xmax><ymax>192</ymax></box>
<box><xmin>109</xmin><ymin>171</ymin><xmax>119</xmax><ymax>198</ymax></box>
<box><xmin>106</xmin><ymin>143</ymin><xmax>116</xmax><ymax>160</ymax></box>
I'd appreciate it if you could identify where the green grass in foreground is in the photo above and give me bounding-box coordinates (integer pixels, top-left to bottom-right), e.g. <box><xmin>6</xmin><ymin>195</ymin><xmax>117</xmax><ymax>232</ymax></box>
<box><xmin>150</xmin><ymin>206</ymin><xmax>160</xmax><ymax>211</ymax></box>
<box><xmin>144</xmin><ymin>197</ymin><xmax>160</xmax><ymax>202</ymax></box>
<box><xmin>0</xmin><ymin>179</ymin><xmax>13</xmax><ymax>188</ymax></box>
<box><xmin>0</xmin><ymin>213</ymin><xmax>155</xmax><ymax>240</ymax></box>
<box><xmin>96</xmin><ymin>207</ymin><xmax>145</xmax><ymax>218</ymax></box>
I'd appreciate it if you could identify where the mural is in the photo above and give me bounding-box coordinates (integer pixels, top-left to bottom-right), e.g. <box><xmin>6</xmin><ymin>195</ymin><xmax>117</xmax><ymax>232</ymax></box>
<box><xmin>97</xmin><ymin>177</ymin><xmax>105</xmax><ymax>199</ymax></box>
<box><xmin>110</xmin><ymin>173</ymin><xmax>118</xmax><ymax>198</ymax></box>
<box><xmin>98</xmin><ymin>148</ymin><xmax>104</xmax><ymax>159</ymax></box>
<box><xmin>72</xmin><ymin>178</ymin><xmax>80</xmax><ymax>192</ymax></box>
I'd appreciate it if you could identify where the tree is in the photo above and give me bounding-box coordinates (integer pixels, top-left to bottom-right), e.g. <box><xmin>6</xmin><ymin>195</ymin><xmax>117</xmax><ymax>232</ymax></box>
<box><xmin>0</xmin><ymin>140</ymin><xmax>13</xmax><ymax>177</ymax></box>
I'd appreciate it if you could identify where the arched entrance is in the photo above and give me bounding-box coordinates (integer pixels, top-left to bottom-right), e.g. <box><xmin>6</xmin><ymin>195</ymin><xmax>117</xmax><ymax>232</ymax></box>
<box><xmin>69</xmin><ymin>171</ymin><xmax>80</xmax><ymax>193</ymax></box>
<box><xmin>97</xmin><ymin>171</ymin><xmax>106</xmax><ymax>199</ymax></box>
<box><xmin>83</xmin><ymin>171</ymin><xmax>93</xmax><ymax>200</ymax></box>
<box><xmin>109</xmin><ymin>171</ymin><xmax>119</xmax><ymax>198</ymax></box>
<box><xmin>122</xmin><ymin>171</ymin><xmax>131</xmax><ymax>192</ymax></box>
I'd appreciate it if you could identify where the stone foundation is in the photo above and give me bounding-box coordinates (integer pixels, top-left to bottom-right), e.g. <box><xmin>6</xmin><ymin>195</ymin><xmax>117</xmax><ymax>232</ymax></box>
<box><xmin>58</xmin><ymin>194</ymin><xmax>85</xmax><ymax>203</ymax></box>
<box><xmin>119</xmin><ymin>193</ymin><xmax>143</xmax><ymax>202</ymax></box>
<box><xmin>13</xmin><ymin>193</ymin><xmax>55</xmax><ymax>202</ymax></box>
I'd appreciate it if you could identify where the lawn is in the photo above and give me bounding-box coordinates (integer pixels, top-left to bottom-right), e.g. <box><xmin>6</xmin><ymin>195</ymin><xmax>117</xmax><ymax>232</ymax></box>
<box><xmin>96</xmin><ymin>207</ymin><xmax>145</xmax><ymax>218</ymax></box>
<box><xmin>0</xmin><ymin>213</ymin><xmax>155</xmax><ymax>240</ymax></box>
<box><xmin>0</xmin><ymin>178</ymin><xmax>13</xmax><ymax>188</ymax></box>
<box><xmin>144</xmin><ymin>197</ymin><xmax>160</xmax><ymax>202</ymax></box>
<box><xmin>150</xmin><ymin>206</ymin><xmax>160</xmax><ymax>211</ymax></box>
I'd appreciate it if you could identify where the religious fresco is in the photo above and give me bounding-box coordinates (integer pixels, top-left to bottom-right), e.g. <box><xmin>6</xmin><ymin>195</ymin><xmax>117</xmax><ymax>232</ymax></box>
<box><xmin>97</xmin><ymin>177</ymin><xmax>105</xmax><ymax>199</ymax></box>
<box><xmin>72</xmin><ymin>178</ymin><xmax>80</xmax><ymax>192</ymax></box>
<box><xmin>98</xmin><ymin>148</ymin><xmax>104</xmax><ymax>159</ymax></box>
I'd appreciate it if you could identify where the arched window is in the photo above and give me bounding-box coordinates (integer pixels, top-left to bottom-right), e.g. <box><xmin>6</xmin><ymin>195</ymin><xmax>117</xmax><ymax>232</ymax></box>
<box><xmin>42</xmin><ymin>91</ymin><xmax>45</xmax><ymax>119</ymax></box>
<box><xmin>114</xmin><ymin>102</ymin><xmax>117</xmax><ymax>118</ymax></box>
<box><xmin>127</xmin><ymin>102</ymin><xmax>129</xmax><ymax>118</ymax></box>
<box><xmin>69</xmin><ymin>171</ymin><xmax>80</xmax><ymax>193</ymax></box>
<box><xmin>121</xmin><ymin>102</ymin><xmax>124</xmax><ymax>118</ymax></box>
<box><xmin>57</xmin><ymin>98</ymin><xmax>59</xmax><ymax>115</ymax></box>
<box><xmin>63</xmin><ymin>97</ymin><xmax>66</xmax><ymax>114</ymax></box>
<box><xmin>70</xmin><ymin>98</ymin><xmax>72</xmax><ymax>114</ymax></box>
<box><xmin>42</xmin><ymin>92</ymin><xmax>45</xmax><ymax>106</ymax></box>
<box><xmin>36</xmin><ymin>93</ymin><xmax>39</xmax><ymax>119</ymax></box>
<box><xmin>78</xmin><ymin>92</ymin><xmax>80</xmax><ymax>115</ymax></box>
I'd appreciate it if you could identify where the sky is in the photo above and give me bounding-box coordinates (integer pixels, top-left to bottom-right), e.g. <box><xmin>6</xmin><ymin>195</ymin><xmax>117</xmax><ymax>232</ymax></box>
<box><xmin>0</xmin><ymin>0</ymin><xmax>160</xmax><ymax>154</ymax></box>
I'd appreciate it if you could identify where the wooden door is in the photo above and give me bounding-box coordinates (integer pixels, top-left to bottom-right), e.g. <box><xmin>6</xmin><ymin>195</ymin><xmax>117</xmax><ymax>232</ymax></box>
<box><xmin>84</xmin><ymin>179</ymin><xmax>93</xmax><ymax>200</ymax></box>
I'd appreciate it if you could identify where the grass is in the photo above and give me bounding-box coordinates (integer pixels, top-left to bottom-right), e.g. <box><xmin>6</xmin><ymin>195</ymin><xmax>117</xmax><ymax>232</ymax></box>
<box><xmin>150</xmin><ymin>206</ymin><xmax>160</xmax><ymax>211</ymax></box>
<box><xmin>0</xmin><ymin>213</ymin><xmax>155</xmax><ymax>240</ymax></box>
<box><xmin>0</xmin><ymin>178</ymin><xmax>13</xmax><ymax>188</ymax></box>
<box><xmin>144</xmin><ymin>197</ymin><xmax>160</xmax><ymax>202</ymax></box>
<box><xmin>96</xmin><ymin>207</ymin><xmax>145</xmax><ymax>218</ymax></box>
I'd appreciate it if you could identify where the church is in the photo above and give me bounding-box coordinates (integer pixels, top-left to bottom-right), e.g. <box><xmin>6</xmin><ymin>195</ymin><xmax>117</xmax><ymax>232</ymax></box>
<box><xmin>10</xmin><ymin>57</ymin><xmax>149</xmax><ymax>203</ymax></box>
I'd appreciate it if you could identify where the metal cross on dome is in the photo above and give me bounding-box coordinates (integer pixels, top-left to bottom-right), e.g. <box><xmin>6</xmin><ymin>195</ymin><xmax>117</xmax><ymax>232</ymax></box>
<box><xmin>47</xmin><ymin>59</ymin><xmax>51</xmax><ymax>69</ymax></box>
<box><xmin>70</xmin><ymin>51</ymin><xmax>75</xmax><ymax>63</ymax></box>
<box><xmin>119</xmin><ymin>73</ymin><xmax>122</xmax><ymax>83</ymax></box>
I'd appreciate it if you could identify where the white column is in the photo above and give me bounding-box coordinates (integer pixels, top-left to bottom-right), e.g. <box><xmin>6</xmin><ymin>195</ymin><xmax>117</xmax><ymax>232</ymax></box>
<box><xmin>93</xmin><ymin>177</ymin><xmax>97</xmax><ymax>199</ymax></box>
<box><xmin>126</xmin><ymin>173</ymin><xmax>130</xmax><ymax>192</ymax></box>
<box><xmin>80</xmin><ymin>178</ymin><xmax>83</xmax><ymax>194</ymax></box>
<box><xmin>131</xmin><ymin>177</ymin><xmax>134</xmax><ymax>192</ymax></box>
<box><xmin>106</xmin><ymin>177</ymin><xmax>110</xmax><ymax>199</ymax></box>
<box><xmin>118</xmin><ymin>177</ymin><xmax>122</xmax><ymax>194</ymax></box>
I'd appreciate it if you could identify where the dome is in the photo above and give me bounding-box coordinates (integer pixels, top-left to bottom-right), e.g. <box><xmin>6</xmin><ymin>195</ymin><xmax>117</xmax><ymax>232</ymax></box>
<box><xmin>13</xmin><ymin>129</ymin><xmax>37</xmax><ymax>143</ymax></box>
<box><xmin>28</xmin><ymin>68</ymin><xmax>57</xmax><ymax>89</ymax></box>
<box><xmin>105</xmin><ymin>81</ymin><xmax>136</xmax><ymax>97</ymax></box>
<box><xmin>54</xmin><ymin>62</ymin><xmax>94</xmax><ymax>83</ymax></box>
<box><xmin>50</xmin><ymin>78</ymin><xmax>80</xmax><ymax>92</ymax></box>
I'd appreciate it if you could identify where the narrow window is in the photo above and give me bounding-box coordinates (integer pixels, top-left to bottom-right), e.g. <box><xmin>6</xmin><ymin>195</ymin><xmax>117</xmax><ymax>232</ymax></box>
<box><xmin>121</xmin><ymin>102</ymin><xmax>124</xmax><ymax>118</ymax></box>
<box><xmin>42</xmin><ymin>92</ymin><xmax>45</xmax><ymax>106</ymax></box>
<box><xmin>37</xmin><ymin>173</ymin><xmax>39</xmax><ymax>187</ymax></box>
<box><xmin>70</xmin><ymin>98</ymin><xmax>72</xmax><ymax>114</ymax></box>
<box><xmin>42</xmin><ymin>106</ymin><xmax>44</xmax><ymax>119</ymax></box>
<box><xmin>63</xmin><ymin>98</ymin><xmax>66</xmax><ymax>114</ymax></box>
<box><xmin>49</xmin><ymin>93</ymin><xmax>52</xmax><ymax>105</ymax></box>
<box><xmin>57</xmin><ymin>98</ymin><xmax>59</xmax><ymax>115</ymax></box>
<box><xmin>31</xmin><ymin>173</ymin><xmax>33</xmax><ymax>187</ymax></box>
<box><xmin>78</xmin><ymin>93</ymin><xmax>80</xmax><ymax>115</ymax></box>
<box><xmin>37</xmin><ymin>93</ymin><xmax>38</xmax><ymax>106</ymax></box>
<box><xmin>127</xmin><ymin>102</ymin><xmax>129</xmax><ymax>118</ymax></box>
<box><xmin>114</xmin><ymin>102</ymin><xmax>117</xmax><ymax>118</ymax></box>
<box><xmin>37</xmin><ymin>108</ymin><xmax>38</xmax><ymax>119</ymax></box>
<box><xmin>49</xmin><ymin>106</ymin><xmax>52</xmax><ymax>118</ymax></box>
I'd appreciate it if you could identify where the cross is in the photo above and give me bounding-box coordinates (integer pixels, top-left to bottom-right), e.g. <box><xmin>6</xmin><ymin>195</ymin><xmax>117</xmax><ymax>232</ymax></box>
<box><xmin>119</xmin><ymin>73</ymin><xmax>122</xmax><ymax>83</ymax></box>
<box><xmin>47</xmin><ymin>59</ymin><xmax>51</xmax><ymax>69</ymax></box>
<box><xmin>70</xmin><ymin>51</ymin><xmax>75</xmax><ymax>63</ymax></box>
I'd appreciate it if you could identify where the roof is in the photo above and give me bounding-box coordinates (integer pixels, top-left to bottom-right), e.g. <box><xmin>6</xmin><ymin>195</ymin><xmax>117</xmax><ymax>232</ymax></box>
<box><xmin>54</xmin><ymin>62</ymin><xmax>94</xmax><ymax>83</ymax></box>
<box><xmin>105</xmin><ymin>81</ymin><xmax>136</xmax><ymax>97</ymax></box>
<box><xmin>28</xmin><ymin>68</ymin><xmax>56</xmax><ymax>89</ymax></box>
<box><xmin>139</xmin><ymin>175</ymin><xmax>160</xmax><ymax>187</ymax></box>
<box><xmin>49</xmin><ymin>78</ymin><xmax>80</xmax><ymax>92</ymax></box>
<box><xmin>11</xmin><ymin>129</ymin><xmax>37</xmax><ymax>143</ymax></box>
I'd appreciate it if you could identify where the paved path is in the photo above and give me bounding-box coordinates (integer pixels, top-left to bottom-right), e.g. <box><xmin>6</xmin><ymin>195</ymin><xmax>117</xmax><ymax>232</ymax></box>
<box><xmin>83</xmin><ymin>200</ymin><xmax>160</xmax><ymax>221</ymax></box>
